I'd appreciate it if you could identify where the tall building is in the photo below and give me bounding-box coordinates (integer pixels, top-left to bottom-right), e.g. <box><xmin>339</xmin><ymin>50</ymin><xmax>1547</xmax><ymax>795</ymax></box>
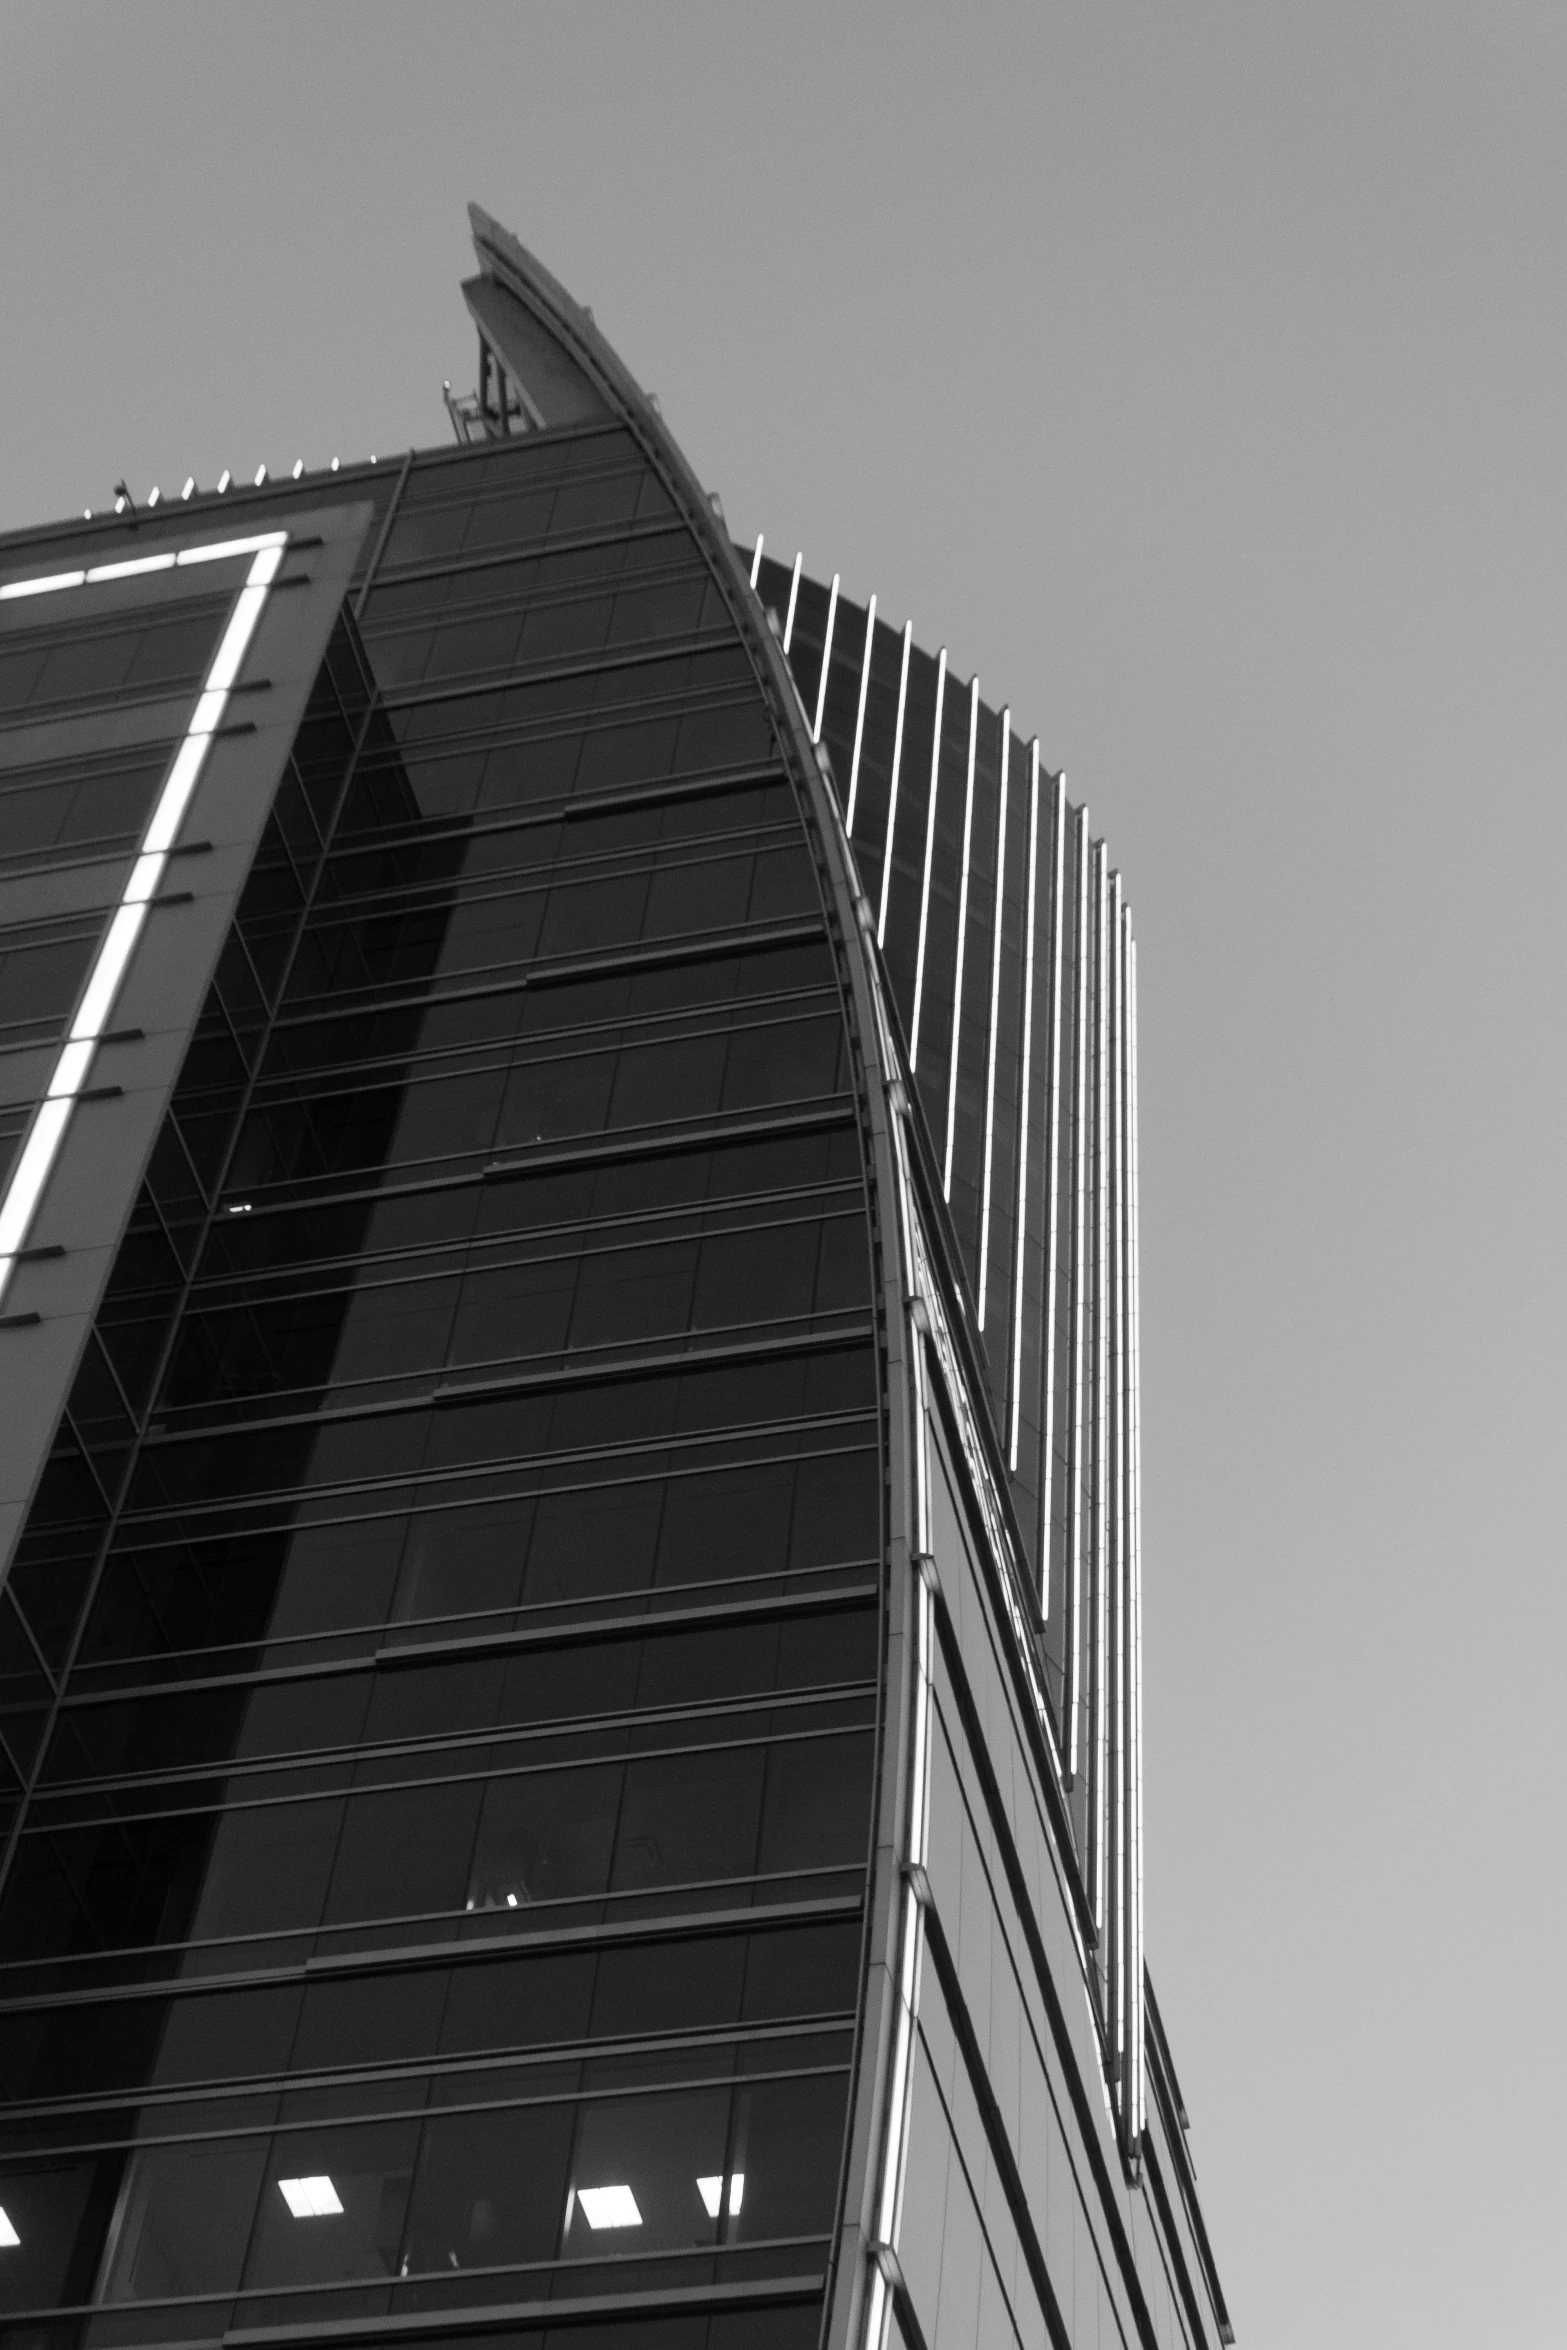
<box><xmin>0</xmin><ymin>209</ymin><xmax>1231</xmax><ymax>2350</ymax></box>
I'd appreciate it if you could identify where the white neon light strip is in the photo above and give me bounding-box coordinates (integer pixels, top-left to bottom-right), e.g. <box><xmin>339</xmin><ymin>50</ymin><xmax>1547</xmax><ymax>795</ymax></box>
<box><xmin>1127</xmin><ymin>926</ymin><xmax>1145</xmax><ymax>2144</ymax></box>
<box><xmin>844</xmin><ymin>593</ymin><xmax>876</xmax><ymax>835</ymax></box>
<box><xmin>941</xmin><ymin>679</ymin><xmax>980</xmax><ymax>1196</ymax></box>
<box><xmin>976</xmin><ymin>720</ymin><xmax>1009</xmax><ymax>1327</ymax></box>
<box><xmin>876</xmin><ymin>622</ymin><xmax>913</xmax><ymax>947</ymax></box>
<box><xmin>866</xmin><ymin>1357</ymin><xmax>936</xmax><ymax>2331</ymax></box>
<box><xmin>782</xmin><ymin>550</ymin><xmax>803</xmax><ymax>653</ymax></box>
<box><xmin>1064</xmin><ymin>814</ymin><xmax>1090</xmax><ymax>1783</ymax></box>
<box><xmin>812</xmin><ymin>571</ymin><xmax>840</xmax><ymax>743</ymax></box>
<box><xmin>1088</xmin><ymin>844</ymin><xmax>1110</xmax><ymax>1937</ymax></box>
<box><xmin>1008</xmin><ymin>743</ymin><xmax>1041</xmax><ymax>1470</ymax></box>
<box><xmin>1109</xmin><ymin>873</ymin><xmax>1126</xmax><ymax>2087</ymax></box>
<box><xmin>0</xmin><ymin>530</ymin><xmax>286</xmax><ymax>1309</ymax></box>
<box><xmin>750</xmin><ymin>531</ymin><xmax>764</xmax><ymax>588</ymax></box>
<box><xmin>907</xmin><ymin>648</ymin><xmax>946</xmax><ymax>1066</ymax></box>
<box><xmin>1037</xmin><ymin>773</ymin><xmax>1067</xmax><ymax>1610</ymax></box>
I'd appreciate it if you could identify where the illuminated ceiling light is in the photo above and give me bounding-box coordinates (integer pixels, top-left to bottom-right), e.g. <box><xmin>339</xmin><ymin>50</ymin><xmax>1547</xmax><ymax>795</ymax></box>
<box><xmin>330</xmin><ymin>457</ymin><xmax>339</xmax><ymax>471</ymax></box>
<box><xmin>182</xmin><ymin>478</ymin><xmax>195</xmax><ymax>499</ymax></box>
<box><xmin>697</xmin><ymin>2173</ymin><xmax>744</xmax><ymax>2218</ymax></box>
<box><xmin>254</xmin><ymin>465</ymin><xmax>268</xmax><ymax>487</ymax></box>
<box><xmin>83</xmin><ymin>507</ymin><xmax>92</xmax><ymax>520</ymax></box>
<box><xmin>279</xmin><ymin>2176</ymin><xmax>343</xmax><ymax>2219</ymax></box>
<box><xmin>505</xmin><ymin>1891</ymin><xmax>518</xmax><ymax>1907</ymax></box>
<box><xmin>576</xmin><ymin>2185</ymin><xmax>640</xmax><ymax>2230</ymax></box>
<box><xmin>292</xmin><ymin>459</ymin><xmax>304</xmax><ymax>479</ymax></box>
<box><xmin>147</xmin><ymin>488</ymin><xmax>161</xmax><ymax>507</ymax></box>
<box><xmin>0</xmin><ymin>2207</ymin><xmax>17</xmax><ymax>2248</ymax></box>
<box><xmin>217</xmin><ymin>470</ymin><xmax>231</xmax><ymax>493</ymax></box>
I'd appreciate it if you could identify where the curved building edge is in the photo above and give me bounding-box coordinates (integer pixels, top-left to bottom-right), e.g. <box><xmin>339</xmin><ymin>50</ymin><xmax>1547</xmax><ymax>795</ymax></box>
<box><xmin>0</xmin><ymin>205</ymin><xmax>1234</xmax><ymax>2350</ymax></box>
<box><xmin>466</xmin><ymin>214</ymin><xmax>1232</xmax><ymax>2349</ymax></box>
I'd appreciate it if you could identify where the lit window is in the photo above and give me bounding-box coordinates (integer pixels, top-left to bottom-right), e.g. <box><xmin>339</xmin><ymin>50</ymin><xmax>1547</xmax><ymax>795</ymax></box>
<box><xmin>697</xmin><ymin>2173</ymin><xmax>744</xmax><ymax>2218</ymax></box>
<box><xmin>0</xmin><ymin>2208</ymin><xmax>17</xmax><ymax>2247</ymax></box>
<box><xmin>576</xmin><ymin>2184</ymin><xmax>641</xmax><ymax>2230</ymax></box>
<box><xmin>279</xmin><ymin>2177</ymin><xmax>343</xmax><ymax>2219</ymax></box>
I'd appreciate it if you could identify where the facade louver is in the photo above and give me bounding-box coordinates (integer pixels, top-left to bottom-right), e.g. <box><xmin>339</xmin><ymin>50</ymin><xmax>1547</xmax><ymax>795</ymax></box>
<box><xmin>0</xmin><ymin>207</ymin><xmax>1231</xmax><ymax>2350</ymax></box>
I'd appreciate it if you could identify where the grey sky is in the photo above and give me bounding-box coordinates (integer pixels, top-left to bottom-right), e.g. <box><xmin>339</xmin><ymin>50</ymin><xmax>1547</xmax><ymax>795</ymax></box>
<box><xmin>2</xmin><ymin>5</ymin><xmax>1563</xmax><ymax>2342</ymax></box>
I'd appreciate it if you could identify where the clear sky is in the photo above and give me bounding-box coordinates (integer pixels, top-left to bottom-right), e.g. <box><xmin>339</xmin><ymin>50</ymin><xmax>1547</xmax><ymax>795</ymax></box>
<box><xmin>3</xmin><ymin>5</ymin><xmax>1564</xmax><ymax>2342</ymax></box>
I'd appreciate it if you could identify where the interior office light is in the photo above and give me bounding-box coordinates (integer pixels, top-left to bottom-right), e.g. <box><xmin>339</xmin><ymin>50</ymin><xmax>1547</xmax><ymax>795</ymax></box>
<box><xmin>292</xmin><ymin>460</ymin><xmax>304</xmax><ymax>479</ymax></box>
<box><xmin>217</xmin><ymin>470</ymin><xmax>231</xmax><ymax>492</ymax></box>
<box><xmin>279</xmin><ymin>2176</ymin><xmax>343</xmax><ymax>2218</ymax></box>
<box><xmin>182</xmin><ymin>478</ymin><xmax>195</xmax><ymax>499</ymax></box>
<box><xmin>0</xmin><ymin>2208</ymin><xmax>17</xmax><ymax>2247</ymax></box>
<box><xmin>576</xmin><ymin>2185</ymin><xmax>641</xmax><ymax>2230</ymax></box>
<box><xmin>696</xmin><ymin>2173</ymin><xmax>744</xmax><ymax>2218</ymax></box>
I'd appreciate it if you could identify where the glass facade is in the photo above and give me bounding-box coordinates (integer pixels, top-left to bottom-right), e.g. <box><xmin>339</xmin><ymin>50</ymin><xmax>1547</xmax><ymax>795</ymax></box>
<box><xmin>0</xmin><ymin>205</ymin><xmax>1231</xmax><ymax>2350</ymax></box>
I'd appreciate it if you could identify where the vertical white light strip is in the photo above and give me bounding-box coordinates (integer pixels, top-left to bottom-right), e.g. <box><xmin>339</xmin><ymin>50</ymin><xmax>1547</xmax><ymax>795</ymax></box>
<box><xmin>1037</xmin><ymin>773</ymin><xmax>1067</xmax><ymax>1613</ymax></box>
<box><xmin>812</xmin><ymin>571</ymin><xmax>840</xmax><ymax>743</ymax></box>
<box><xmin>907</xmin><ymin>648</ymin><xmax>947</xmax><ymax>1067</ymax></box>
<box><xmin>940</xmin><ymin>678</ymin><xmax>980</xmax><ymax>1197</ymax></box>
<box><xmin>750</xmin><ymin>531</ymin><xmax>764</xmax><ymax>588</ymax></box>
<box><xmin>844</xmin><ymin>593</ymin><xmax>876</xmax><ymax>835</ymax></box>
<box><xmin>0</xmin><ymin>530</ymin><xmax>286</xmax><ymax>1309</ymax></box>
<box><xmin>1108</xmin><ymin>872</ymin><xmax>1127</xmax><ymax>2101</ymax></box>
<box><xmin>975</xmin><ymin>719</ymin><xmax>1009</xmax><ymax>1328</ymax></box>
<box><xmin>1087</xmin><ymin>843</ymin><xmax>1110</xmax><ymax>1941</ymax></box>
<box><xmin>1008</xmin><ymin>743</ymin><xmax>1041</xmax><ymax>1470</ymax></box>
<box><xmin>1064</xmin><ymin>814</ymin><xmax>1090</xmax><ymax>1783</ymax></box>
<box><xmin>866</xmin><ymin>1347</ymin><xmax>936</xmax><ymax>2346</ymax></box>
<box><xmin>876</xmin><ymin>623</ymin><xmax>913</xmax><ymax>947</ymax></box>
<box><xmin>1127</xmin><ymin>926</ymin><xmax>1145</xmax><ymax>2147</ymax></box>
<box><xmin>782</xmin><ymin>550</ymin><xmax>803</xmax><ymax>653</ymax></box>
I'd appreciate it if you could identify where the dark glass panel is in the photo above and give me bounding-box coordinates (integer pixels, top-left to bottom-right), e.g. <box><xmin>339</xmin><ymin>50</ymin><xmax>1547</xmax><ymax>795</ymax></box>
<box><xmin>0</xmin><ymin>439</ymin><xmax>878</xmax><ymax>2350</ymax></box>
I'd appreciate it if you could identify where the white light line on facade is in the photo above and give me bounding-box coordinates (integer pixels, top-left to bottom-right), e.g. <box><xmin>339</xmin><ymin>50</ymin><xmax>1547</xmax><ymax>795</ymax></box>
<box><xmin>976</xmin><ymin>719</ymin><xmax>1009</xmax><ymax>1327</ymax></box>
<box><xmin>1064</xmin><ymin>813</ymin><xmax>1090</xmax><ymax>1784</ymax></box>
<box><xmin>0</xmin><ymin>531</ymin><xmax>286</xmax><ymax>1310</ymax></box>
<box><xmin>1088</xmin><ymin>844</ymin><xmax>1110</xmax><ymax>1941</ymax></box>
<box><xmin>177</xmin><ymin>531</ymin><xmax>285</xmax><ymax>567</ymax></box>
<box><xmin>908</xmin><ymin>649</ymin><xmax>947</xmax><ymax>1067</ymax></box>
<box><xmin>866</xmin><ymin>1355</ymin><xmax>936</xmax><ymax>2338</ymax></box>
<box><xmin>1008</xmin><ymin>743</ymin><xmax>1041</xmax><ymax>1469</ymax></box>
<box><xmin>750</xmin><ymin>531</ymin><xmax>764</xmax><ymax>588</ymax></box>
<box><xmin>0</xmin><ymin>570</ymin><xmax>86</xmax><ymax>602</ymax></box>
<box><xmin>1128</xmin><ymin>927</ymin><xmax>1145</xmax><ymax>2145</ymax></box>
<box><xmin>876</xmin><ymin>623</ymin><xmax>913</xmax><ymax>947</ymax></box>
<box><xmin>1038</xmin><ymin>773</ymin><xmax>1067</xmax><ymax>1615</ymax></box>
<box><xmin>941</xmin><ymin>678</ymin><xmax>980</xmax><ymax>1196</ymax></box>
<box><xmin>844</xmin><ymin>593</ymin><xmax>876</xmax><ymax>834</ymax></box>
<box><xmin>812</xmin><ymin>572</ymin><xmax>840</xmax><ymax>742</ymax></box>
<box><xmin>85</xmin><ymin>553</ymin><xmax>176</xmax><ymax>584</ymax></box>
<box><xmin>1109</xmin><ymin>874</ymin><xmax>1127</xmax><ymax>2097</ymax></box>
<box><xmin>782</xmin><ymin>551</ymin><xmax>803</xmax><ymax>653</ymax></box>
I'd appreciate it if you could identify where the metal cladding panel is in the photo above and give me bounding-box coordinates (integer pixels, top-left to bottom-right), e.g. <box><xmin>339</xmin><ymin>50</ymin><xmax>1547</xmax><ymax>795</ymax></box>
<box><xmin>758</xmin><ymin>550</ymin><xmax>1224</xmax><ymax>2305</ymax></box>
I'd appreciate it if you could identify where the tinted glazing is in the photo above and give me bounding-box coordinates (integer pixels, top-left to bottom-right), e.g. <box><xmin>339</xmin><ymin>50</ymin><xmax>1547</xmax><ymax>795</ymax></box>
<box><xmin>0</xmin><ymin>429</ymin><xmax>880</xmax><ymax>2348</ymax></box>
